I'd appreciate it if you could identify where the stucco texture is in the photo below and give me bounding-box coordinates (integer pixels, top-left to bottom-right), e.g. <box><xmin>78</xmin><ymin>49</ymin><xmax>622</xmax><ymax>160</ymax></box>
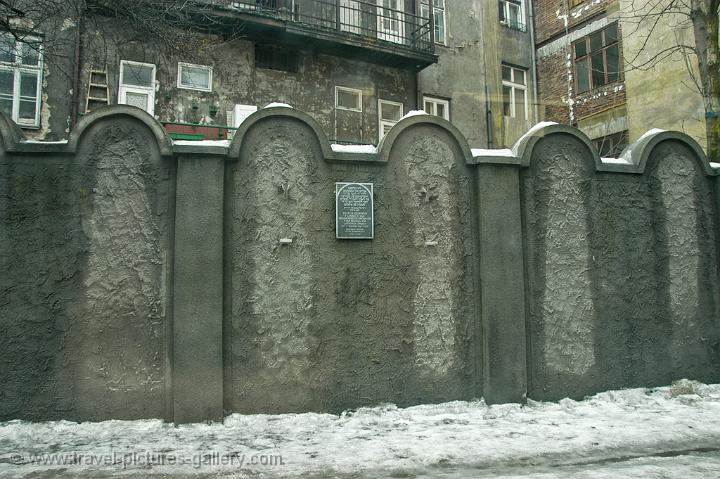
<box><xmin>523</xmin><ymin>134</ymin><xmax>720</xmax><ymax>401</ymax></box>
<box><xmin>227</xmin><ymin>117</ymin><xmax>479</xmax><ymax>414</ymax></box>
<box><xmin>0</xmin><ymin>117</ymin><xmax>171</xmax><ymax>421</ymax></box>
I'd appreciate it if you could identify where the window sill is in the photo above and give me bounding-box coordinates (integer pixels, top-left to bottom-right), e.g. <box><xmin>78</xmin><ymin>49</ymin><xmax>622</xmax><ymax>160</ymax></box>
<box><xmin>499</xmin><ymin>20</ymin><xmax>527</xmax><ymax>33</ymax></box>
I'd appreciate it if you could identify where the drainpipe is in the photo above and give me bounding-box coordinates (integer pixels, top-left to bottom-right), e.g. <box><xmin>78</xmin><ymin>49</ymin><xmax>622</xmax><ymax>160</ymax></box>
<box><xmin>485</xmin><ymin>84</ymin><xmax>493</xmax><ymax>149</ymax></box>
<box><xmin>528</xmin><ymin>0</ymin><xmax>539</xmax><ymax>124</ymax></box>
<box><xmin>70</xmin><ymin>9</ymin><xmax>83</xmax><ymax>127</ymax></box>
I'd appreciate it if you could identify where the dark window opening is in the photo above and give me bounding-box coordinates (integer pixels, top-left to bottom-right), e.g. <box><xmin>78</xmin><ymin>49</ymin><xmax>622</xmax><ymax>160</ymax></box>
<box><xmin>573</xmin><ymin>23</ymin><xmax>621</xmax><ymax>93</ymax></box>
<box><xmin>255</xmin><ymin>44</ymin><xmax>299</xmax><ymax>73</ymax></box>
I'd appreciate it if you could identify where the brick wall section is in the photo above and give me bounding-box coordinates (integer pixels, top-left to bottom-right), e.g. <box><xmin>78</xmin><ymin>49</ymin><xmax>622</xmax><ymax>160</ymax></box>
<box><xmin>574</xmin><ymin>83</ymin><xmax>626</xmax><ymax>119</ymax></box>
<box><xmin>534</xmin><ymin>0</ymin><xmax>618</xmax><ymax>46</ymax></box>
<box><xmin>534</xmin><ymin>0</ymin><xmax>625</xmax><ymax>127</ymax></box>
<box><xmin>537</xmin><ymin>51</ymin><xmax>572</xmax><ymax>124</ymax></box>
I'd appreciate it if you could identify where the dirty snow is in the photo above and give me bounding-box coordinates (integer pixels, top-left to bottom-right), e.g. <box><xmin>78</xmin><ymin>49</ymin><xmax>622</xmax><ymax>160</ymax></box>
<box><xmin>0</xmin><ymin>380</ymin><xmax>719</xmax><ymax>478</ymax></box>
<box><xmin>331</xmin><ymin>144</ymin><xmax>377</xmax><ymax>154</ymax></box>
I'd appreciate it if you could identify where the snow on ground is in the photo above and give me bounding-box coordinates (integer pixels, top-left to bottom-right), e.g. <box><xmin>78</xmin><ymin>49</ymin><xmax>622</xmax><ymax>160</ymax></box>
<box><xmin>0</xmin><ymin>380</ymin><xmax>719</xmax><ymax>478</ymax></box>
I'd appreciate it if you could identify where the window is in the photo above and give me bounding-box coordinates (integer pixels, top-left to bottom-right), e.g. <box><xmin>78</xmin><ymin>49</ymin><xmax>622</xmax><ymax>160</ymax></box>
<box><xmin>573</xmin><ymin>23</ymin><xmax>620</xmax><ymax>93</ymax></box>
<box><xmin>0</xmin><ymin>35</ymin><xmax>42</xmax><ymax>127</ymax></box>
<box><xmin>255</xmin><ymin>44</ymin><xmax>299</xmax><ymax>73</ymax></box>
<box><xmin>119</xmin><ymin>60</ymin><xmax>156</xmax><ymax>115</ymax></box>
<box><xmin>336</xmin><ymin>86</ymin><xmax>362</xmax><ymax>112</ymax></box>
<box><xmin>420</xmin><ymin>0</ymin><xmax>446</xmax><ymax>44</ymax></box>
<box><xmin>423</xmin><ymin>96</ymin><xmax>450</xmax><ymax>120</ymax></box>
<box><xmin>593</xmin><ymin>130</ymin><xmax>628</xmax><ymax>157</ymax></box>
<box><xmin>340</xmin><ymin>0</ymin><xmax>361</xmax><ymax>34</ymax></box>
<box><xmin>177</xmin><ymin>62</ymin><xmax>212</xmax><ymax>92</ymax></box>
<box><xmin>502</xmin><ymin>64</ymin><xmax>527</xmax><ymax>120</ymax></box>
<box><xmin>378</xmin><ymin>99</ymin><xmax>403</xmax><ymax>139</ymax></box>
<box><xmin>376</xmin><ymin>0</ymin><xmax>405</xmax><ymax>44</ymax></box>
<box><xmin>499</xmin><ymin>0</ymin><xmax>525</xmax><ymax>31</ymax></box>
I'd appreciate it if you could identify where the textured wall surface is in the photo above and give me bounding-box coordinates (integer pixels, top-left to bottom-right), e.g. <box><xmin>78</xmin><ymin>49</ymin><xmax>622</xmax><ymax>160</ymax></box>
<box><xmin>2</xmin><ymin>107</ymin><xmax>719</xmax><ymax>422</ymax></box>
<box><xmin>524</xmin><ymin>134</ymin><xmax>720</xmax><ymax>400</ymax></box>
<box><xmin>0</xmin><ymin>117</ymin><xmax>171</xmax><ymax>421</ymax></box>
<box><xmin>227</xmin><ymin>118</ymin><xmax>478</xmax><ymax>413</ymax></box>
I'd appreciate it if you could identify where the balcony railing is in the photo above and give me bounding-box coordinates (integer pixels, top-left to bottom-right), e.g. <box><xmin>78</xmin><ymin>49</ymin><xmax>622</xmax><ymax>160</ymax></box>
<box><xmin>222</xmin><ymin>0</ymin><xmax>434</xmax><ymax>54</ymax></box>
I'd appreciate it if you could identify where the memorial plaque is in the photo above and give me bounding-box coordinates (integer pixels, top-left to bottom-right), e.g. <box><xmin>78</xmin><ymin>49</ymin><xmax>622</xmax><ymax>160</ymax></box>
<box><xmin>336</xmin><ymin>182</ymin><xmax>374</xmax><ymax>239</ymax></box>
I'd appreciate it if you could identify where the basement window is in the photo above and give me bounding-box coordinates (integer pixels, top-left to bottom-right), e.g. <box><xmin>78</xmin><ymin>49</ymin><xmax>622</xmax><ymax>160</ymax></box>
<box><xmin>177</xmin><ymin>62</ymin><xmax>212</xmax><ymax>92</ymax></box>
<box><xmin>0</xmin><ymin>34</ymin><xmax>43</xmax><ymax>128</ymax></box>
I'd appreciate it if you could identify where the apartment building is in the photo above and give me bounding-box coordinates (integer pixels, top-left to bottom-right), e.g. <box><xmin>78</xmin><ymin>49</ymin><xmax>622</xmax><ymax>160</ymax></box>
<box><xmin>2</xmin><ymin>0</ymin><xmax>536</xmax><ymax>147</ymax></box>
<box><xmin>533</xmin><ymin>0</ymin><xmax>707</xmax><ymax>155</ymax></box>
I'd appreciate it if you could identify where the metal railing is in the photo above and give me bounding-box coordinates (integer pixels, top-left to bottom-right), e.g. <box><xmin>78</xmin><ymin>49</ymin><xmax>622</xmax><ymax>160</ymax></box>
<box><xmin>223</xmin><ymin>0</ymin><xmax>434</xmax><ymax>53</ymax></box>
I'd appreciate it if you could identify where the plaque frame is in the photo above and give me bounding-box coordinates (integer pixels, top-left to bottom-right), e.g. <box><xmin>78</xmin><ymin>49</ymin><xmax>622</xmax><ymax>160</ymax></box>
<box><xmin>335</xmin><ymin>182</ymin><xmax>374</xmax><ymax>240</ymax></box>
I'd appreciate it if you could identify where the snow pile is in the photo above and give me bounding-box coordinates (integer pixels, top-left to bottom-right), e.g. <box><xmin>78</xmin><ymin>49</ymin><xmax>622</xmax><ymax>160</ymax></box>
<box><xmin>0</xmin><ymin>380</ymin><xmax>719</xmax><ymax>478</ymax></box>
<box><xmin>20</xmin><ymin>139</ymin><xmax>69</xmax><ymax>145</ymax></box>
<box><xmin>331</xmin><ymin>144</ymin><xmax>377</xmax><ymax>154</ymax></box>
<box><xmin>172</xmin><ymin>139</ymin><xmax>231</xmax><ymax>147</ymax></box>
<box><xmin>263</xmin><ymin>102</ymin><xmax>293</xmax><ymax>109</ymax></box>
<box><xmin>601</xmin><ymin>156</ymin><xmax>632</xmax><ymax>165</ymax></box>
<box><xmin>472</xmin><ymin>148</ymin><xmax>515</xmax><ymax>158</ymax></box>
<box><xmin>401</xmin><ymin>110</ymin><xmax>428</xmax><ymax>119</ymax></box>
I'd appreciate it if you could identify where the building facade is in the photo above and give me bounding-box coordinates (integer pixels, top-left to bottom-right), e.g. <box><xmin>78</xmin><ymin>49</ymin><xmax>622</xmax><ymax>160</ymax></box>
<box><xmin>3</xmin><ymin>0</ymin><xmax>535</xmax><ymax>148</ymax></box>
<box><xmin>533</xmin><ymin>0</ymin><xmax>707</xmax><ymax>155</ymax></box>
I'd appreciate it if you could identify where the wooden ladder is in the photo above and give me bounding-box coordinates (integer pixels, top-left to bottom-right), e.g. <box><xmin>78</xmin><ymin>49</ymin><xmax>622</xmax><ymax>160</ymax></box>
<box><xmin>85</xmin><ymin>68</ymin><xmax>109</xmax><ymax>113</ymax></box>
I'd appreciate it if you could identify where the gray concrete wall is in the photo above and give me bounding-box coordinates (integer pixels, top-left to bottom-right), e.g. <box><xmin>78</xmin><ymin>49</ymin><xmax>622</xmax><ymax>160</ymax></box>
<box><xmin>227</xmin><ymin>113</ymin><xmax>479</xmax><ymax>413</ymax></box>
<box><xmin>1</xmin><ymin>106</ymin><xmax>718</xmax><ymax>422</ymax></box>
<box><xmin>521</xmin><ymin>128</ymin><xmax>720</xmax><ymax>400</ymax></box>
<box><xmin>0</xmin><ymin>109</ymin><xmax>172</xmax><ymax>421</ymax></box>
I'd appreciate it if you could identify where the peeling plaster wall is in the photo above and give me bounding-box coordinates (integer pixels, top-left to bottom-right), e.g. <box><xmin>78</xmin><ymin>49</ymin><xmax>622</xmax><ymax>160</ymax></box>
<box><xmin>0</xmin><ymin>117</ymin><xmax>171</xmax><ymax>421</ymax></box>
<box><xmin>78</xmin><ymin>18</ymin><xmax>415</xmax><ymax>145</ymax></box>
<box><xmin>524</xmin><ymin>134</ymin><xmax>720</xmax><ymax>400</ymax></box>
<box><xmin>228</xmin><ymin>119</ymin><xmax>478</xmax><ymax>414</ymax></box>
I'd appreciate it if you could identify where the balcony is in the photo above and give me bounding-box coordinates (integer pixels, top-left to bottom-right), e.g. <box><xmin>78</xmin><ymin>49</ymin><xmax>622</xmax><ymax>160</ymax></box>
<box><xmin>207</xmin><ymin>0</ymin><xmax>437</xmax><ymax>69</ymax></box>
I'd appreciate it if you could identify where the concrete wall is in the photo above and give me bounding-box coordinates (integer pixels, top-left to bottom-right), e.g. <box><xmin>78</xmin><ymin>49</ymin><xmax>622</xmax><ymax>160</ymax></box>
<box><xmin>522</xmin><ymin>127</ymin><xmax>720</xmax><ymax>399</ymax></box>
<box><xmin>1</xmin><ymin>106</ymin><xmax>718</xmax><ymax>423</ymax></box>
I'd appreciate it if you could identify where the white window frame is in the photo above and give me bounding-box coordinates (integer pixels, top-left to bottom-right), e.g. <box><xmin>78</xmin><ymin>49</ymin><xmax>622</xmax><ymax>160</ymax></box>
<box><xmin>423</xmin><ymin>95</ymin><xmax>450</xmax><ymax>121</ymax></box>
<box><xmin>376</xmin><ymin>0</ymin><xmax>406</xmax><ymax>44</ymax></box>
<box><xmin>177</xmin><ymin>62</ymin><xmax>213</xmax><ymax>92</ymax></box>
<box><xmin>335</xmin><ymin>86</ymin><xmax>363</xmax><ymax>112</ymax></box>
<box><xmin>119</xmin><ymin>60</ymin><xmax>156</xmax><ymax>115</ymax></box>
<box><xmin>378</xmin><ymin>99</ymin><xmax>403</xmax><ymax>140</ymax></box>
<box><xmin>502</xmin><ymin>64</ymin><xmax>528</xmax><ymax>120</ymax></box>
<box><xmin>499</xmin><ymin>0</ymin><xmax>524</xmax><ymax>30</ymax></box>
<box><xmin>421</xmin><ymin>0</ymin><xmax>446</xmax><ymax>45</ymax></box>
<box><xmin>0</xmin><ymin>35</ymin><xmax>43</xmax><ymax>128</ymax></box>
